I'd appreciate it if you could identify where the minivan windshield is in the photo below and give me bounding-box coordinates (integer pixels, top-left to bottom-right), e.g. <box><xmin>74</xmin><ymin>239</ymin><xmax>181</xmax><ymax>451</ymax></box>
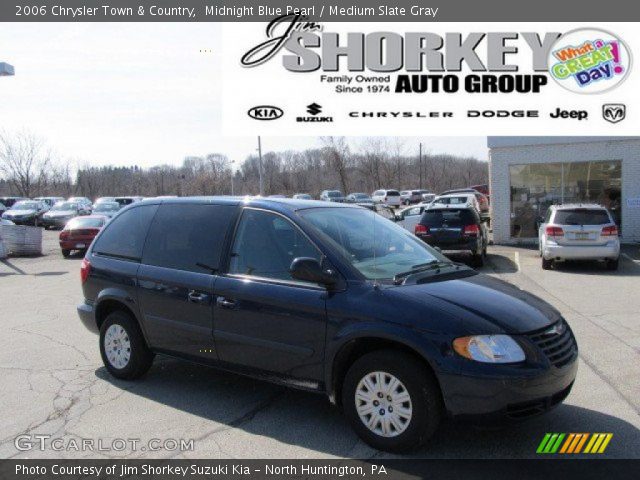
<box><xmin>300</xmin><ymin>207</ymin><xmax>450</xmax><ymax>281</ymax></box>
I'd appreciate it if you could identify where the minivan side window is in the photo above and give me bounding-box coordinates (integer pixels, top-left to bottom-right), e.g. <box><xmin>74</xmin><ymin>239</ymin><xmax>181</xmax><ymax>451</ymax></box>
<box><xmin>229</xmin><ymin>209</ymin><xmax>321</xmax><ymax>282</ymax></box>
<box><xmin>142</xmin><ymin>204</ymin><xmax>236</xmax><ymax>274</ymax></box>
<box><xmin>92</xmin><ymin>205</ymin><xmax>157</xmax><ymax>260</ymax></box>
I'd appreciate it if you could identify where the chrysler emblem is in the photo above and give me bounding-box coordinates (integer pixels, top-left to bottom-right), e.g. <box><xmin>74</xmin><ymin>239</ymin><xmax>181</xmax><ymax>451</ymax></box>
<box><xmin>546</xmin><ymin>323</ymin><xmax>566</xmax><ymax>336</ymax></box>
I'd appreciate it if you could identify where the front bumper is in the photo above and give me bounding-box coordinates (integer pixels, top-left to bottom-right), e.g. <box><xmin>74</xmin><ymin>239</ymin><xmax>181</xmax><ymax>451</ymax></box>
<box><xmin>543</xmin><ymin>242</ymin><xmax>619</xmax><ymax>261</ymax></box>
<box><xmin>3</xmin><ymin>216</ymin><xmax>34</xmax><ymax>225</ymax></box>
<box><xmin>439</xmin><ymin>353</ymin><xmax>578</xmax><ymax>421</ymax></box>
<box><xmin>77</xmin><ymin>301</ymin><xmax>99</xmax><ymax>334</ymax></box>
<box><xmin>43</xmin><ymin>216</ymin><xmax>72</xmax><ymax>228</ymax></box>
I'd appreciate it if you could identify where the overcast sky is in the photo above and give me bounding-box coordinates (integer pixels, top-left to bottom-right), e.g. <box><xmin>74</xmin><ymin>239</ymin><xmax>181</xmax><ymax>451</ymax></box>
<box><xmin>0</xmin><ymin>23</ymin><xmax>488</xmax><ymax>169</ymax></box>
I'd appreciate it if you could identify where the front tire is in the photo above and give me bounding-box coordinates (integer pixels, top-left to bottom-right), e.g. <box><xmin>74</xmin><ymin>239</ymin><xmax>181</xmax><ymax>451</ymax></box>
<box><xmin>342</xmin><ymin>350</ymin><xmax>442</xmax><ymax>453</ymax></box>
<box><xmin>99</xmin><ymin>311</ymin><xmax>154</xmax><ymax>380</ymax></box>
<box><xmin>61</xmin><ymin>249</ymin><xmax>70</xmax><ymax>258</ymax></box>
<box><xmin>606</xmin><ymin>258</ymin><xmax>619</xmax><ymax>271</ymax></box>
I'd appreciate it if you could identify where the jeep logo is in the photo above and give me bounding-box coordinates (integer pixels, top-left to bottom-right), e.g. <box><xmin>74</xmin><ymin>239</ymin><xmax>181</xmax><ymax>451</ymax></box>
<box><xmin>247</xmin><ymin>105</ymin><xmax>284</xmax><ymax>121</ymax></box>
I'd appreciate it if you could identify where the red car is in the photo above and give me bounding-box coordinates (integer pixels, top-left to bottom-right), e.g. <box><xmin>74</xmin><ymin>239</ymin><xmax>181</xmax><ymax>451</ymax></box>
<box><xmin>59</xmin><ymin>215</ymin><xmax>108</xmax><ymax>257</ymax></box>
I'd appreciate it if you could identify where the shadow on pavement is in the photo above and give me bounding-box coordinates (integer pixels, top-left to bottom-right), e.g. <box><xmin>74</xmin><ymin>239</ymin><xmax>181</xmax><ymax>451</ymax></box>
<box><xmin>548</xmin><ymin>257</ymin><xmax>640</xmax><ymax>278</ymax></box>
<box><xmin>95</xmin><ymin>358</ymin><xmax>640</xmax><ymax>458</ymax></box>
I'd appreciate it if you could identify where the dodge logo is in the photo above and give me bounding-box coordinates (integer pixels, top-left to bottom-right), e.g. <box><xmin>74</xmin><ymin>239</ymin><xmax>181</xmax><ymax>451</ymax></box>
<box><xmin>602</xmin><ymin>104</ymin><xmax>626</xmax><ymax>123</ymax></box>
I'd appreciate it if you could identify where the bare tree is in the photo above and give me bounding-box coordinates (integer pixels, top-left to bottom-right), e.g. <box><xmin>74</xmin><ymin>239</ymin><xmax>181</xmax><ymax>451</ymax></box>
<box><xmin>321</xmin><ymin>136</ymin><xmax>351</xmax><ymax>194</ymax></box>
<box><xmin>0</xmin><ymin>130</ymin><xmax>52</xmax><ymax>197</ymax></box>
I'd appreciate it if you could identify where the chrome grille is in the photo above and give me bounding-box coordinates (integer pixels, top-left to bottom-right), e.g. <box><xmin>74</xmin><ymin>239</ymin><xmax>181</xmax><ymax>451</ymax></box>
<box><xmin>527</xmin><ymin>320</ymin><xmax>577</xmax><ymax>368</ymax></box>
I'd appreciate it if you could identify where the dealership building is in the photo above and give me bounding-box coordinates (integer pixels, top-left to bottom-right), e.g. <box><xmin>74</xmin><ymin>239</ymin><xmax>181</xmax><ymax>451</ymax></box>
<box><xmin>488</xmin><ymin>137</ymin><xmax>640</xmax><ymax>244</ymax></box>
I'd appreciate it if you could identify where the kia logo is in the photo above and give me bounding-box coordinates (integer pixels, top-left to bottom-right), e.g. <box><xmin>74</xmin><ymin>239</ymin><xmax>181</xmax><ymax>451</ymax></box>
<box><xmin>247</xmin><ymin>105</ymin><xmax>284</xmax><ymax>121</ymax></box>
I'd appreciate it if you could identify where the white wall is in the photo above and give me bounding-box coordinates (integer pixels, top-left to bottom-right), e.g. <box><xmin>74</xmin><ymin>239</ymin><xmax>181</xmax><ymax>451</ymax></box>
<box><xmin>489</xmin><ymin>138</ymin><xmax>640</xmax><ymax>244</ymax></box>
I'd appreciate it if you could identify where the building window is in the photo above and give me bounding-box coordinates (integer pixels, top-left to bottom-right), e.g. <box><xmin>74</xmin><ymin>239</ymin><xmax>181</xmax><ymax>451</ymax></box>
<box><xmin>509</xmin><ymin>160</ymin><xmax>621</xmax><ymax>238</ymax></box>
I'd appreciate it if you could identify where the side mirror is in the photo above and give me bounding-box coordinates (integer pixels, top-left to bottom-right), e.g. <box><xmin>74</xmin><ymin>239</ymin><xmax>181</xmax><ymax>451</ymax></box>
<box><xmin>290</xmin><ymin>257</ymin><xmax>336</xmax><ymax>287</ymax></box>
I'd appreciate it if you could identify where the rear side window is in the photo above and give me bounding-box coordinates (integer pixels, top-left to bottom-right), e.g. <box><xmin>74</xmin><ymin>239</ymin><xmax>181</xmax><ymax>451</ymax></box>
<box><xmin>142</xmin><ymin>204</ymin><xmax>236</xmax><ymax>273</ymax></box>
<box><xmin>554</xmin><ymin>209</ymin><xmax>611</xmax><ymax>225</ymax></box>
<box><xmin>93</xmin><ymin>205</ymin><xmax>157</xmax><ymax>260</ymax></box>
<box><xmin>421</xmin><ymin>209</ymin><xmax>477</xmax><ymax>226</ymax></box>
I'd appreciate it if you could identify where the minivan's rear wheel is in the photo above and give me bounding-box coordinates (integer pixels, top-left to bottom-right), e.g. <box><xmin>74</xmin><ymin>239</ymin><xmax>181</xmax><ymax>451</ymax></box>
<box><xmin>99</xmin><ymin>311</ymin><xmax>154</xmax><ymax>380</ymax></box>
<box><xmin>342</xmin><ymin>350</ymin><xmax>442</xmax><ymax>453</ymax></box>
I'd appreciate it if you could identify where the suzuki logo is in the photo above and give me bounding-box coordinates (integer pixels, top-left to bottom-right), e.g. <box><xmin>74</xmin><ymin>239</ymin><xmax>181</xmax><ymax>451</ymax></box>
<box><xmin>602</xmin><ymin>104</ymin><xmax>626</xmax><ymax>124</ymax></box>
<box><xmin>307</xmin><ymin>103</ymin><xmax>322</xmax><ymax>115</ymax></box>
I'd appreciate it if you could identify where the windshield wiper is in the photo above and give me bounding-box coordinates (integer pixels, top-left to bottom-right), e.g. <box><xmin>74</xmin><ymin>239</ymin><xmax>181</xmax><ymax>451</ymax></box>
<box><xmin>393</xmin><ymin>261</ymin><xmax>453</xmax><ymax>285</ymax></box>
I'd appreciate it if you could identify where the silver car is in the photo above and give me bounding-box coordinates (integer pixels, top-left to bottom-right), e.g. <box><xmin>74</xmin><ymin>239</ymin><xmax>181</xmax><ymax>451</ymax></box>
<box><xmin>538</xmin><ymin>204</ymin><xmax>620</xmax><ymax>270</ymax></box>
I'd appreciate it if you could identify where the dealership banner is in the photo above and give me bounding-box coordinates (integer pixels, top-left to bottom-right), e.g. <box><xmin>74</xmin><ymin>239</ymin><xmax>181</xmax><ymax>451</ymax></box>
<box><xmin>222</xmin><ymin>21</ymin><xmax>637</xmax><ymax>135</ymax></box>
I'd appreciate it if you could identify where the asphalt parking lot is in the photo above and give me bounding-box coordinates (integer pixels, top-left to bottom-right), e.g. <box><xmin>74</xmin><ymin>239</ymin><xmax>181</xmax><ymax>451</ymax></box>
<box><xmin>1</xmin><ymin>230</ymin><xmax>639</xmax><ymax>459</ymax></box>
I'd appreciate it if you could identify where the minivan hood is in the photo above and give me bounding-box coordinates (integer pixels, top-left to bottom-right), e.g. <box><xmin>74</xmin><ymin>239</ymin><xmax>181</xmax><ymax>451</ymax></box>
<box><xmin>389</xmin><ymin>273</ymin><xmax>560</xmax><ymax>334</ymax></box>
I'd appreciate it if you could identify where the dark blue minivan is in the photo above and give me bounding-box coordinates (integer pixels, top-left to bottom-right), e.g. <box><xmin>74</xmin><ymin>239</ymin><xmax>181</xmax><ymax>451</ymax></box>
<box><xmin>77</xmin><ymin>197</ymin><xmax>578</xmax><ymax>452</ymax></box>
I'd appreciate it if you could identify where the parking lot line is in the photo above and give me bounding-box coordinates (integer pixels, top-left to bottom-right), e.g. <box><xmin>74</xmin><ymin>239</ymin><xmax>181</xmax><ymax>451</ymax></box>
<box><xmin>514</xmin><ymin>251</ymin><xmax>520</xmax><ymax>271</ymax></box>
<box><xmin>622</xmin><ymin>253</ymin><xmax>639</xmax><ymax>264</ymax></box>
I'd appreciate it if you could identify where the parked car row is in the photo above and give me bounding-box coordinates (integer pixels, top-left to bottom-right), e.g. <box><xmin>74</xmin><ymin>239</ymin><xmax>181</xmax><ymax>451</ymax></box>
<box><xmin>0</xmin><ymin>195</ymin><xmax>146</xmax><ymax>229</ymax></box>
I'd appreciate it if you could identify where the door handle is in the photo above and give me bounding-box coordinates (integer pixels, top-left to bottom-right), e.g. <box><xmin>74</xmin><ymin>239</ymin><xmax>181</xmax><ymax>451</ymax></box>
<box><xmin>188</xmin><ymin>290</ymin><xmax>211</xmax><ymax>304</ymax></box>
<box><xmin>216</xmin><ymin>297</ymin><xmax>236</xmax><ymax>309</ymax></box>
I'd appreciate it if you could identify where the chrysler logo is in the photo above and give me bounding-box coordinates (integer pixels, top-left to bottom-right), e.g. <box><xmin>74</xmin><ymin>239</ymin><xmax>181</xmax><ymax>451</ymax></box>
<box><xmin>546</xmin><ymin>323</ymin><xmax>566</xmax><ymax>336</ymax></box>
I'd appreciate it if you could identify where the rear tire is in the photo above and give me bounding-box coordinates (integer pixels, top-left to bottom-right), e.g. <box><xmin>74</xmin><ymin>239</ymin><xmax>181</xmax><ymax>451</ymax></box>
<box><xmin>342</xmin><ymin>350</ymin><xmax>442</xmax><ymax>453</ymax></box>
<box><xmin>542</xmin><ymin>257</ymin><xmax>553</xmax><ymax>270</ymax></box>
<box><xmin>99</xmin><ymin>310</ymin><xmax>154</xmax><ymax>380</ymax></box>
<box><xmin>471</xmin><ymin>252</ymin><xmax>484</xmax><ymax>268</ymax></box>
<box><xmin>606</xmin><ymin>258</ymin><xmax>619</xmax><ymax>271</ymax></box>
<box><xmin>61</xmin><ymin>249</ymin><xmax>70</xmax><ymax>258</ymax></box>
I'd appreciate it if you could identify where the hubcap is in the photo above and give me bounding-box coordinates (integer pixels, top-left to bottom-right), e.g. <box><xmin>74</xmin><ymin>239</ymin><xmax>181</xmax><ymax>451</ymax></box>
<box><xmin>355</xmin><ymin>371</ymin><xmax>412</xmax><ymax>437</ymax></box>
<box><xmin>104</xmin><ymin>324</ymin><xmax>131</xmax><ymax>369</ymax></box>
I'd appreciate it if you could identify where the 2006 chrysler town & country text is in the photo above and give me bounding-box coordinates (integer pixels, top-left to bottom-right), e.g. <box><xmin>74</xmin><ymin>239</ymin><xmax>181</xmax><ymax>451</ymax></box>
<box><xmin>77</xmin><ymin>197</ymin><xmax>578</xmax><ymax>452</ymax></box>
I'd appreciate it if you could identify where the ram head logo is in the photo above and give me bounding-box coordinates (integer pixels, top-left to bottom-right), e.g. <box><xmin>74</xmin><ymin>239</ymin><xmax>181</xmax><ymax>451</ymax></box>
<box><xmin>602</xmin><ymin>104</ymin><xmax>626</xmax><ymax>124</ymax></box>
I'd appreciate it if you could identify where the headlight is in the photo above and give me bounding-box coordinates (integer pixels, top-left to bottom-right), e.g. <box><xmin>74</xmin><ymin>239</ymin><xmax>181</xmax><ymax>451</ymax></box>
<box><xmin>453</xmin><ymin>335</ymin><xmax>525</xmax><ymax>364</ymax></box>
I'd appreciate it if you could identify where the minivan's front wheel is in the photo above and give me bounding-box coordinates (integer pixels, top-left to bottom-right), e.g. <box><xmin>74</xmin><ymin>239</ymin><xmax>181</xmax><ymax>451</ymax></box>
<box><xmin>99</xmin><ymin>311</ymin><xmax>154</xmax><ymax>380</ymax></box>
<box><xmin>342</xmin><ymin>350</ymin><xmax>442</xmax><ymax>453</ymax></box>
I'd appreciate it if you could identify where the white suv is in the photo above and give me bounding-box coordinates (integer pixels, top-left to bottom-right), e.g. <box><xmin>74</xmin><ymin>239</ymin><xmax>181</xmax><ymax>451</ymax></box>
<box><xmin>538</xmin><ymin>204</ymin><xmax>620</xmax><ymax>270</ymax></box>
<box><xmin>371</xmin><ymin>189</ymin><xmax>401</xmax><ymax>207</ymax></box>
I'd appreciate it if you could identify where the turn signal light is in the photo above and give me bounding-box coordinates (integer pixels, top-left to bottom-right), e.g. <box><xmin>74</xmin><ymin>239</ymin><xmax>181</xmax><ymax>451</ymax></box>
<box><xmin>80</xmin><ymin>258</ymin><xmax>91</xmax><ymax>284</ymax></box>
<box><xmin>545</xmin><ymin>226</ymin><xmax>564</xmax><ymax>238</ymax></box>
<box><xmin>602</xmin><ymin>225</ymin><xmax>618</xmax><ymax>236</ymax></box>
<box><xmin>415</xmin><ymin>224</ymin><xmax>429</xmax><ymax>235</ymax></box>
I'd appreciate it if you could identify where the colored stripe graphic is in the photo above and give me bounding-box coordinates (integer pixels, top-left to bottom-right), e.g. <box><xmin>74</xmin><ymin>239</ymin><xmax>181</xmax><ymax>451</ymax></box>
<box><xmin>537</xmin><ymin>433</ymin><xmax>565</xmax><ymax>453</ymax></box>
<box><xmin>538</xmin><ymin>433</ymin><xmax>613</xmax><ymax>454</ymax></box>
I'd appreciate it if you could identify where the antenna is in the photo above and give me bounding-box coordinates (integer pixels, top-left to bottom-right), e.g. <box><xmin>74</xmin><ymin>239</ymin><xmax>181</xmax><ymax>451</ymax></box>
<box><xmin>372</xmin><ymin>204</ymin><xmax>378</xmax><ymax>288</ymax></box>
